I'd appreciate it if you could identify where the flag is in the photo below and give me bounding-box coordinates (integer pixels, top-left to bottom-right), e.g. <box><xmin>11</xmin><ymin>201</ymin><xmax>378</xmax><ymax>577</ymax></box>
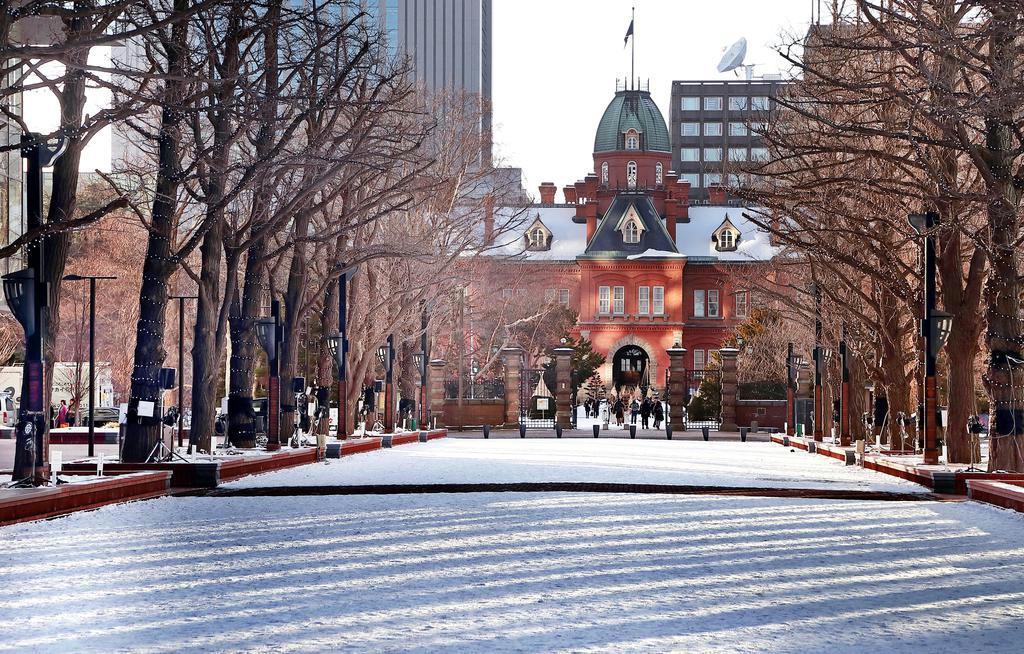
<box><xmin>623</xmin><ymin>19</ymin><xmax>633</xmax><ymax>47</ymax></box>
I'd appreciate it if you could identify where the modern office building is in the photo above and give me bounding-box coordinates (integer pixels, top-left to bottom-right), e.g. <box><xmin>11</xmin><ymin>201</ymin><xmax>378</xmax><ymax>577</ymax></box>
<box><xmin>368</xmin><ymin>0</ymin><xmax>492</xmax><ymax>163</ymax></box>
<box><xmin>668</xmin><ymin>79</ymin><xmax>787</xmax><ymax>202</ymax></box>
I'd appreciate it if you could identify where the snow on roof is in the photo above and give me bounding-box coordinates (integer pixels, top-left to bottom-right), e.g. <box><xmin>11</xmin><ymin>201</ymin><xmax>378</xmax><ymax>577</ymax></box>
<box><xmin>491</xmin><ymin>204</ymin><xmax>778</xmax><ymax>263</ymax></box>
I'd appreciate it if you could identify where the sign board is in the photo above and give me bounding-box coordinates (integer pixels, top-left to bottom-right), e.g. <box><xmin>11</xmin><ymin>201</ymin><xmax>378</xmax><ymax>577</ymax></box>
<box><xmin>536</xmin><ymin>397</ymin><xmax>550</xmax><ymax>411</ymax></box>
<box><xmin>137</xmin><ymin>401</ymin><xmax>155</xmax><ymax>418</ymax></box>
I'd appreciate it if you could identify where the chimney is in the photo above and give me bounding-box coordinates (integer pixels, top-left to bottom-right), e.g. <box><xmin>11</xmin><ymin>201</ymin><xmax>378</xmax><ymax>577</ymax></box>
<box><xmin>584</xmin><ymin>200</ymin><xmax>599</xmax><ymax>243</ymax></box>
<box><xmin>538</xmin><ymin>182</ymin><xmax>557</xmax><ymax>205</ymax></box>
<box><xmin>665</xmin><ymin>200</ymin><xmax>678</xmax><ymax>244</ymax></box>
<box><xmin>664</xmin><ymin>171</ymin><xmax>678</xmax><ymax>198</ymax></box>
<box><xmin>676</xmin><ymin>179</ymin><xmax>691</xmax><ymax>222</ymax></box>
<box><xmin>563</xmin><ymin>185</ymin><xmax>578</xmax><ymax>204</ymax></box>
<box><xmin>708</xmin><ymin>183</ymin><xmax>727</xmax><ymax>206</ymax></box>
<box><xmin>483</xmin><ymin>194</ymin><xmax>495</xmax><ymax>246</ymax></box>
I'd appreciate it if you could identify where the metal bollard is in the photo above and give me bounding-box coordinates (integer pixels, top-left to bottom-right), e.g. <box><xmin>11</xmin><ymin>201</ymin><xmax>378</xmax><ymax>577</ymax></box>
<box><xmin>629</xmin><ymin>424</ymin><xmax>636</xmax><ymax>439</ymax></box>
<box><xmin>740</xmin><ymin>427</ymin><xmax>748</xmax><ymax>442</ymax></box>
<box><xmin>519</xmin><ymin>424</ymin><xmax>526</xmax><ymax>439</ymax></box>
<box><xmin>483</xmin><ymin>424</ymin><xmax>490</xmax><ymax>439</ymax></box>
<box><xmin>555</xmin><ymin>424</ymin><xmax>562</xmax><ymax>438</ymax></box>
<box><xmin>702</xmin><ymin>426</ymin><xmax>709</xmax><ymax>441</ymax></box>
<box><xmin>666</xmin><ymin>424</ymin><xmax>673</xmax><ymax>440</ymax></box>
<box><xmin>593</xmin><ymin>424</ymin><xmax>600</xmax><ymax>438</ymax></box>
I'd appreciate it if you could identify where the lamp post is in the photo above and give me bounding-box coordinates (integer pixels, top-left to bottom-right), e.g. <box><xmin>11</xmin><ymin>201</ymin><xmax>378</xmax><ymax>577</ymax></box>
<box><xmin>168</xmin><ymin>294</ymin><xmax>196</xmax><ymax>449</ymax></box>
<box><xmin>413</xmin><ymin>350</ymin><xmax>426</xmax><ymax>427</ymax></box>
<box><xmin>418</xmin><ymin>302</ymin><xmax>430</xmax><ymax>427</ymax></box>
<box><xmin>5</xmin><ymin>133</ymin><xmax>68</xmax><ymax>484</ymax></box>
<box><xmin>811</xmin><ymin>284</ymin><xmax>825</xmax><ymax>442</ymax></box>
<box><xmin>62</xmin><ymin>275</ymin><xmax>118</xmax><ymax>458</ymax></box>
<box><xmin>785</xmin><ymin>343</ymin><xmax>806</xmax><ymax>437</ymax></box>
<box><xmin>865</xmin><ymin>381</ymin><xmax>876</xmax><ymax>440</ymax></box>
<box><xmin>839</xmin><ymin>324</ymin><xmax>851</xmax><ymax>446</ymax></box>
<box><xmin>329</xmin><ymin>264</ymin><xmax>358</xmax><ymax>439</ymax></box>
<box><xmin>255</xmin><ymin>300</ymin><xmax>282</xmax><ymax>450</ymax></box>
<box><xmin>377</xmin><ymin>335</ymin><xmax>395</xmax><ymax>432</ymax></box>
<box><xmin>909</xmin><ymin>212</ymin><xmax>953</xmax><ymax>465</ymax></box>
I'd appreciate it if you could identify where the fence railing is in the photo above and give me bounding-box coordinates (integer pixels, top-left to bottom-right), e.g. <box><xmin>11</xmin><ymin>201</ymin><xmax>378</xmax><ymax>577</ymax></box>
<box><xmin>444</xmin><ymin>377</ymin><xmax>506</xmax><ymax>400</ymax></box>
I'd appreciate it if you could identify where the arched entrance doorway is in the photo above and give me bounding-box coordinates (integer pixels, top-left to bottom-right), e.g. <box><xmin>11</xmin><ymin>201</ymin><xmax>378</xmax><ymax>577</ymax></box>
<box><xmin>612</xmin><ymin>345</ymin><xmax>650</xmax><ymax>392</ymax></box>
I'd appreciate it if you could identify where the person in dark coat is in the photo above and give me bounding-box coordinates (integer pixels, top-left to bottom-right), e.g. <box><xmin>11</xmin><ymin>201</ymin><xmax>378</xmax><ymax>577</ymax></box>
<box><xmin>630</xmin><ymin>398</ymin><xmax>640</xmax><ymax>425</ymax></box>
<box><xmin>613</xmin><ymin>398</ymin><xmax>624</xmax><ymax>427</ymax></box>
<box><xmin>640</xmin><ymin>397</ymin><xmax>652</xmax><ymax>429</ymax></box>
<box><xmin>653</xmin><ymin>399</ymin><xmax>664</xmax><ymax>430</ymax></box>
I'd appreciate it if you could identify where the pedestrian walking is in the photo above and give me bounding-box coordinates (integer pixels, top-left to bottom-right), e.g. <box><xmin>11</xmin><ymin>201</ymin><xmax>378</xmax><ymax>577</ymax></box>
<box><xmin>56</xmin><ymin>400</ymin><xmax>69</xmax><ymax>428</ymax></box>
<box><xmin>613</xmin><ymin>397</ymin><xmax>624</xmax><ymax>427</ymax></box>
<box><xmin>630</xmin><ymin>398</ymin><xmax>640</xmax><ymax>425</ymax></box>
<box><xmin>640</xmin><ymin>397</ymin><xmax>651</xmax><ymax>429</ymax></box>
<box><xmin>653</xmin><ymin>400</ymin><xmax>664</xmax><ymax>430</ymax></box>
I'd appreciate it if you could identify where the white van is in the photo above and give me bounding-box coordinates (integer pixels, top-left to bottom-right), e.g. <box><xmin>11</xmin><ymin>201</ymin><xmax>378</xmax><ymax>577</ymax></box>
<box><xmin>0</xmin><ymin>392</ymin><xmax>16</xmax><ymax>427</ymax></box>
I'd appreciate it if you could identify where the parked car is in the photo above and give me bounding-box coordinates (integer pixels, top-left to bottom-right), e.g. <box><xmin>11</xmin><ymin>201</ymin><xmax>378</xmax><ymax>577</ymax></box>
<box><xmin>76</xmin><ymin>405</ymin><xmax>120</xmax><ymax>427</ymax></box>
<box><xmin>0</xmin><ymin>392</ymin><xmax>16</xmax><ymax>427</ymax></box>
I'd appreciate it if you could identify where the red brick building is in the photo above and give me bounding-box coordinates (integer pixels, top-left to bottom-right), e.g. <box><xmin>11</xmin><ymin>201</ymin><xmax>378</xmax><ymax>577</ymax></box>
<box><xmin>491</xmin><ymin>84</ymin><xmax>777</xmax><ymax>394</ymax></box>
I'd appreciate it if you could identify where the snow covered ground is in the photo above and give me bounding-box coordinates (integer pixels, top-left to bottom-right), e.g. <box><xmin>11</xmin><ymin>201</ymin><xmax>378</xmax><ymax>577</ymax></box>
<box><xmin>224</xmin><ymin>438</ymin><xmax>927</xmax><ymax>493</ymax></box>
<box><xmin>1</xmin><ymin>492</ymin><xmax>1023</xmax><ymax>653</ymax></box>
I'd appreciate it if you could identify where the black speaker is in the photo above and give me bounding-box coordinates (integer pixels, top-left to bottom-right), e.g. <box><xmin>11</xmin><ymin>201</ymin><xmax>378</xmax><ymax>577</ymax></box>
<box><xmin>159</xmin><ymin>367</ymin><xmax>176</xmax><ymax>390</ymax></box>
<box><xmin>292</xmin><ymin>377</ymin><xmax>305</xmax><ymax>394</ymax></box>
<box><xmin>316</xmin><ymin>387</ymin><xmax>329</xmax><ymax>405</ymax></box>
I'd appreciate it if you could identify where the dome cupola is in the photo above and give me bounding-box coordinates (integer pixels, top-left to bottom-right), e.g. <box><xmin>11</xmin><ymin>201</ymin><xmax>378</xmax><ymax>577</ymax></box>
<box><xmin>594</xmin><ymin>88</ymin><xmax>671</xmax><ymax>154</ymax></box>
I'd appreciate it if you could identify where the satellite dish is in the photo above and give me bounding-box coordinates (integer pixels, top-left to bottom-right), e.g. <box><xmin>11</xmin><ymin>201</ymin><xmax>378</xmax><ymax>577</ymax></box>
<box><xmin>717</xmin><ymin>37</ymin><xmax>748</xmax><ymax>73</ymax></box>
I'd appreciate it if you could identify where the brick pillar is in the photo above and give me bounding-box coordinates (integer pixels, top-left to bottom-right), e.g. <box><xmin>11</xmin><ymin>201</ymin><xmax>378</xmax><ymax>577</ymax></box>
<box><xmin>719</xmin><ymin>347</ymin><xmax>740</xmax><ymax>432</ymax></box>
<box><xmin>553</xmin><ymin>347</ymin><xmax>574</xmax><ymax>429</ymax></box>
<box><xmin>428</xmin><ymin>359</ymin><xmax>446</xmax><ymax>428</ymax></box>
<box><xmin>667</xmin><ymin>346</ymin><xmax>688</xmax><ymax>432</ymax></box>
<box><xmin>502</xmin><ymin>347</ymin><xmax>524</xmax><ymax>427</ymax></box>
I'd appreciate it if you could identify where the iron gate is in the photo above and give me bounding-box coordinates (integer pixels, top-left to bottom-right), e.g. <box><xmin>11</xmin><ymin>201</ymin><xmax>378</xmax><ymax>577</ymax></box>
<box><xmin>520</xmin><ymin>368</ymin><xmax>555</xmax><ymax>429</ymax></box>
<box><xmin>667</xmin><ymin>369</ymin><xmax>722</xmax><ymax>431</ymax></box>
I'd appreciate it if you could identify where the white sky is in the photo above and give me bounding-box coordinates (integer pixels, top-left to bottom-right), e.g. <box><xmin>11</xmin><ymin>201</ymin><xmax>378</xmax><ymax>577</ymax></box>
<box><xmin>492</xmin><ymin>0</ymin><xmax>814</xmax><ymax>194</ymax></box>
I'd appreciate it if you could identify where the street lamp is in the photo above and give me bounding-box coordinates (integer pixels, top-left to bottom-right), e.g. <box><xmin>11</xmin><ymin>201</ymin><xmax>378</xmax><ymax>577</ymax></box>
<box><xmin>167</xmin><ymin>294</ymin><xmax>196</xmax><ymax>449</ymax></box>
<box><xmin>909</xmin><ymin>211</ymin><xmax>947</xmax><ymax>464</ymax></box>
<box><xmin>326</xmin><ymin>333</ymin><xmax>343</xmax><ymax>368</ymax></box>
<box><xmin>63</xmin><ymin>274</ymin><xmax>118</xmax><ymax>457</ymax></box>
<box><xmin>255</xmin><ymin>304</ymin><xmax>281</xmax><ymax>450</ymax></box>
<box><xmin>377</xmin><ymin>335</ymin><xmax>395</xmax><ymax>432</ymax></box>
<box><xmin>785</xmin><ymin>342</ymin><xmax>803</xmax><ymax>436</ymax></box>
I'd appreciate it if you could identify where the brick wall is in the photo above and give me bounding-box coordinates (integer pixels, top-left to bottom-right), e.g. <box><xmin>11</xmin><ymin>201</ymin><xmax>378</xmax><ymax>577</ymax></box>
<box><xmin>736</xmin><ymin>399</ymin><xmax>787</xmax><ymax>430</ymax></box>
<box><xmin>442</xmin><ymin>399</ymin><xmax>506</xmax><ymax>428</ymax></box>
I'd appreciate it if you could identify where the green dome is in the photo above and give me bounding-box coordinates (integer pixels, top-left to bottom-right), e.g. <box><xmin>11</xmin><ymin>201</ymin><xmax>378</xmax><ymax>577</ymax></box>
<box><xmin>594</xmin><ymin>89</ymin><xmax>671</xmax><ymax>153</ymax></box>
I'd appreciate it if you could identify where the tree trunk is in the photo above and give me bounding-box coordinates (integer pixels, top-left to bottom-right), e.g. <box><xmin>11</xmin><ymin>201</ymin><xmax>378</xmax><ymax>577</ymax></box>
<box><xmin>227</xmin><ymin>242</ymin><xmax>266</xmax><ymax>447</ymax></box>
<box><xmin>189</xmin><ymin>217</ymin><xmax>224</xmax><ymax>454</ymax></box>
<box><xmin>122</xmin><ymin>4</ymin><xmax>189</xmax><ymax>462</ymax></box>
<box><xmin>279</xmin><ymin>210</ymin><xmax>311</xmax><ymax>445</ymax></box>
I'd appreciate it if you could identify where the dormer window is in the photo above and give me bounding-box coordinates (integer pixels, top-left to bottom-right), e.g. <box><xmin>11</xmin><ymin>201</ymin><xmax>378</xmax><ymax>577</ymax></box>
<box><xmin>655</xmin><ymin>162</ymin><xmax>663</xmax><ymax>185</ymax></box>
<box><xmin>625</xmin><ymin>129</ymin><xmax>639</xmax><ymax>150</ymax></box>
<box><xmin>626</xmin><ymin>161</ymin><xmax>637</xmax><ymax>189</ymax></box>
<box><xmin>601</xmin><ymin>161</ymin><xmax>609</xmax><ymax>185</ymax></box>
<box><xmin>616</xmin><ymin>204</ymin><xmax>646</xmax><ymax>245</ymax></box>
<box><xmin>524</xmin><ymin>217</ymin><xmax>553</xmax><ymax>252</ymax></box>
<box><xmin>712</xmin><ymin>215</ymin><xmax>741</xmax><ymax>252</ymax></box>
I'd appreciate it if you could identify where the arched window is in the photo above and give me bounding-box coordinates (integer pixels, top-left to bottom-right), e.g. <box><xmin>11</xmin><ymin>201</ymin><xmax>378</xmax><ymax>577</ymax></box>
<box><xmin>719</xmin><ymin>229</ymin><xmax>735</xmax><ymax>250</ymax></box>
<box><xmin>601</xmin><ymin>161</ymin><xmax>609</xmax><ymax>185</ymax></box>
<box><xmin>626</xmin><ymin>161</ymin><xmax>637</xmax><ymax>189</ymax></box>
<box><xmin>655</xmin><ymin>162</ymin><xmax>664</xmax><ymax>185</ymax></box>
<box><xmin>529</xmin><ymin>227</ymin><xmax>546</xmax><ymax>248</ymax></box>
<box><xmin>624</xmin><ymin>219</ymin><xmax>641</xmax><ymax>244</ymax></box>
<box><xmin>625</xmin><ymin>129</ymin><xmax>639</xmax><ymax>150</ymax></box>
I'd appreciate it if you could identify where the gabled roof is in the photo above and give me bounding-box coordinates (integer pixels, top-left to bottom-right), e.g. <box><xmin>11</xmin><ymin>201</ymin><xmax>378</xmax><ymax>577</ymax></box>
<box><xmin>582</xmin><ymin>193</ymin><xmax>678</xmax><ymax>258</ymax></box>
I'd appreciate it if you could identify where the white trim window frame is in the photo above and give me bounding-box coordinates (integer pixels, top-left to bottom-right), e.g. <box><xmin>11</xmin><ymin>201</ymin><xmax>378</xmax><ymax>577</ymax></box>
<box><xmin>653</xmin><ymin>286</ymin><xmax>665</xmax><ymax>315</ymax></box>
<box><xmin>694</xmin><ymin>349</ymin><xmax>705</xmax><ymax>371</ymax></box>
<box><xmin>735</xmin><ymin>290</ymin><xmax>748</xmax><ymax>318</ymax></box>
<box><xmin>638</xmin><ymin>286</ymin><xmax>650</xmax><ymax>315</ymax></box>
<box><xmin>694</xmin><ymin>290</ymin><xmax>705</xmax><ymax>318</ymax></box>
<box><xmin>598</xmin><ymin>286</ymin><xmax>610</xmax><ymax>314</ymax></box>
<box><xmin>613</xmin><ymin>286</ymin><xmax>625</xmax><ymax>315</ymax></box>
<box><xmin>708</xmin><ymin>289</ymin><xmax>720</xmax><ymax>317</ymax></box>
<box><xmin>559</xmin><ymin>288</ymin><xmax>570</xmax><ymax>306</ymax></box>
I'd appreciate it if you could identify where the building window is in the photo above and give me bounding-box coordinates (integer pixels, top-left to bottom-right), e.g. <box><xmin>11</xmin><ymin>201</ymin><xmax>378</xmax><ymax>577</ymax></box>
<box><xmin>708</xmin><ymin>290</ymin><xmax>720</xmax><ymax>317</ymax></box>
<box><xmin>703</xmin><ymin>147</ymin><xmax>722</xmax><ymax>162</ymax></box>
<box><xmin>728</xmin><ymin>96</ymin><xmax>748</xmax><ymax>111</ymax></box>
<box><xmin>703</xmin><ymin>122</ymin><xmax>722</xmax><ymax>136</ymax></box>
<box><xmin>729</xmin><ymin>122</ymin><xmax>748</xmax><ymax>136</ymax></box>
<box><xmin>751</xmin><ymin>96</ymin><xmax>770</xmax><ymax>111</ymax></box>
<box><xmin>502</xmin><ymin>288</ymin><xmax>513</xmax><ymax>299</ymax></box>
<box><xmin>694</xmin><ymin>349</ymin><xmax>705</xmax><ymax>370</ymax></box>
<box><xmin>559</xmin><ymin>288</ymin><xmax>570</xmax><ymax>306</ymax></box>
<box><xmin>751</xmin><ymin>147</ymin><xmax>769</xmax><ymax>161</ymax></box>
<box><xmin>598</xmin><ymin>286</ymin><xmax>610</xmax><ymax>314</ymax></box>
<box><xmin>626</xmin><ymin>161</ymin><xmax>637</xmax><ymax>188</ymax></box>
<box><xmin>680</xmin><ymin>173</ymin><xmax>700</xmax><ymax>187</ymax></box>
<box><xmin>718</xmin><ymin>229</ymin><xmax>736</xmax><ymax>250</ymax></box>
<box><xmin>750</xmin><ymin>121</ymin><xmax>768</xmax><ymax>134</ymax></box>
<box><xmin>704</xmin><ymin>173</ymin><xmax>722</xmax><ymax>187</ymax></box>
<box><xmin>680</xmin><ymin>147</ymin><xmax>699</xmax><ymax>162</ymax></box>
<box><xmin>544</xmin><ymin>289</ymin><xmax>556</xmax><ymax>303</ymax></box>
<box><xmin>613</xmin><ymin>286</ymin><xmax>625</xmax><ymax>314</ymax></box>
<box><xmin>624</xmin><ymin>219</ymin><xmax>641</xmax><ymax>244</ymax></box>
<box><xmin>653</xmin><ymin>286</ymin><xmax>665</xmax><ymax>315</ymax></box>
<box><xmin>625</xmin><ymin>129</ymin><xmax>639</xmax><ymax>150</ymax></box>
<box><xmin>517</xmin><ymin>288</ymin><xmax>528</xmax><ymax>297</ymax></box>
<box><xmin>694</xmin><ymin>290</ymin><xmax>705</xmax><ymax>317</ymax></box>
<box><xmin>638</xmin><ymin>286</ymin><xmax>650</xmax><ymax>315</ymax></box>
<box><xmin>601</xmin><ymin>161</ymin><xmax>608</xmax><ymax>185</ymax></box>
<box><xmin>681</xmin><ymin>96</ymin><xmax>700</xmax><ymax>111</ymax></box>
<box><xmin>528</xmin><ymin>227</ymin><xmax>546</xmax><ymax>248</ymax></box>
<box><xmin>729</xmin><ymin>147</ymin><xmax>748</xmax><ymax>162</ymax></box>
<box><xmin>655</xmin><ymin>162</ymin><xmax>663</xmax><ymax>185</ymax></box>
<box><xmin>703</xmin><ymin>96</ymin><xmax>722</xmax><ymax>111</ymax></box>
<box><xmin>735</xmin><ymin>291</ymin><xmax>748</xmax><ymax>318</ymax></box>
<box><xmin>681</xmin><ymin>122</ymin><xmax>699</xmax><ymax>137</ymax></box>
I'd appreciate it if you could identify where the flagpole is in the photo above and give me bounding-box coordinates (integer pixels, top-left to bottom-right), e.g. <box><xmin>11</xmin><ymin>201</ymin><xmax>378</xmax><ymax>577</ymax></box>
<box><xmin>631</xmin><ymin>6</ymin><xmax>635</xmax><ymax>87</ymax></box>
